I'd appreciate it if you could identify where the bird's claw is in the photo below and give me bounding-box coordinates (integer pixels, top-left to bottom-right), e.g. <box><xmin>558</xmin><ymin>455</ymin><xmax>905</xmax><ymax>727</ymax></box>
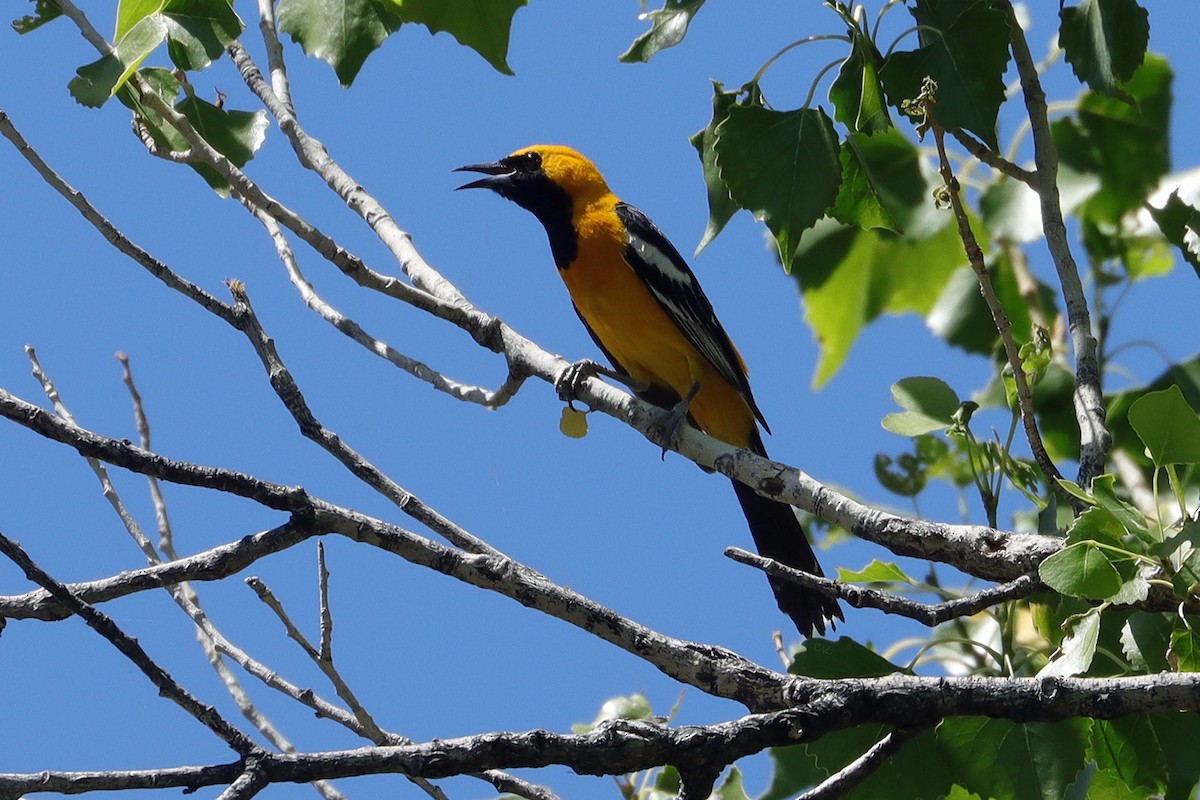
<box><xmin>555</xmin><ymin>359</ymin><xmax>605</xmax><ymax>410</ymax></box>
<box><xmin>648</xmin><ymin>380</ymin><xmax>702</xmax><ymax>460</ymax></box>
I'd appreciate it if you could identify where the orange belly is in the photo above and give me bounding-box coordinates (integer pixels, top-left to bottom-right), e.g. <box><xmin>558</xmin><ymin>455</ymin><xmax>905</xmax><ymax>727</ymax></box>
<box><xmin>560</xmin><ymin>202</ymin><xmax>757</xmax><ymax>449</ymax></box>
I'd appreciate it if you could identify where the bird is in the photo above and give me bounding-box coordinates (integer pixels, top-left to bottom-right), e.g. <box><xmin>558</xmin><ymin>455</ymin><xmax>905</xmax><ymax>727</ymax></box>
<box><xmin>456</xmin><ymin>145</ymin><xmax>842</xmax><ymax>637</ymax></box>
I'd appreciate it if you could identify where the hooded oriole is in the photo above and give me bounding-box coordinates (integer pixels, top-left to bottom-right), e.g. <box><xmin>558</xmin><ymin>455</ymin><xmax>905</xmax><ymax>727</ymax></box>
<box><xmin>457</xmin><ymin>145</ymin><xmax>841</xmax><ymax>637</ymax></box>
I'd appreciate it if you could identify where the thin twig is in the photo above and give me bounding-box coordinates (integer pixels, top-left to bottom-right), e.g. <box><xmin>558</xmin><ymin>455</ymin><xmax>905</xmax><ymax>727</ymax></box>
<box><xmin>1000</xmin><ymin>0</ymin><xmax>1111</xmax><ymax>487</ymax></box>
<box><xmin>0</xmin><ymin>530</ymin><xmax>260</xmax><ymax>756</ymax></box>
<box><xmin>796</xmin><ymin>728</ymin><xmax>922</xmax><ymax>800</ymax></box>
<box><xmin>922</xmin><ymin>95</ymin><xmax>1065</xmax><ymax>489</ymax></box>
<box><xmin>113</xmin><ymin>357</ymin><xmax>348</xmax><ymax>800</ymax></box>
<box><xmin>0</xmin><ymin>109</ymin><xmax>236</xmax><ymax>323</ymax></box>
<box><xmin>26</xmin><ymin>347</ymin><xmax>162</xmax><ymax>563</ymax></box>
<box><xmin>245</xmin><ymin>572</ymin><xmax>454</xmax><ymax>800</ymax></box>
<box><xmin>725</xmin><ymin>548</ymin><xmax>1041</xmax><ymax>625</ymax></box>
<box><xmin>253</xmin><ymin>208</ymin><xmax>525</xmax><ymax>407</ymax></box>
<box><xmin>225</xmin><ymin>279</ymin><xmax>507</xmax><ymax>556</ymax></box>
<box><xmin>223</xmin><ymin>40</ymin><xmax>469</xmax><ymax>307</ymax></box>
<box><xmin>255</xmin><ymin>0</ymin><xmax>293</xmax><ymax>113</ymax></box>
<box><xmin>317</xmin><ymin>542</ymin><xmax>333</xmax><ymax>663</ymax></box>
<box><xmin>117</xmin><ymin>352</ymin><xmax>180</xmax><ymax>557</ymax></box>
<box><xmin>214</xmin><ymin>763</ymin><xmax>270</xmax><ymax>800</ymax></box>
<box><xmin>949</xmin><ymin>128</ymin><xmax>1036</xmax><ymax>186</ymax></box>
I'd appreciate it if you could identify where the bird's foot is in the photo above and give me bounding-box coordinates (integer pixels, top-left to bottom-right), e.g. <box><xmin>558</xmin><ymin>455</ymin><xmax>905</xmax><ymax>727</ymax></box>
<box><xmin>555</xmin><ymin>359</ymin><xmax>646</xmax><ymax>410</ymax></box>
<box><xmin>649</xmin><ymin>381</ymin><xmax>702</xmax><ymax>459</ymax></box>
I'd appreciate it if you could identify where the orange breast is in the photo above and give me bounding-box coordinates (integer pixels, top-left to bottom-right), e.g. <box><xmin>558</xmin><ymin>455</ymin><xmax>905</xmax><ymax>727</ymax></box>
<box><xmin>559</xmin><ymin>198</ymin><xmax>757</xmax><ymax>448</ymax></box>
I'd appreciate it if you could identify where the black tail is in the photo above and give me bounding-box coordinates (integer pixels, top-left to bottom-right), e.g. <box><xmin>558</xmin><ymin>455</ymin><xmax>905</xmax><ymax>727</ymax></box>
<box><xmin>731</xmin><ymin>441</ymin><xmax>842</xmax><ymax>637</ymax></box>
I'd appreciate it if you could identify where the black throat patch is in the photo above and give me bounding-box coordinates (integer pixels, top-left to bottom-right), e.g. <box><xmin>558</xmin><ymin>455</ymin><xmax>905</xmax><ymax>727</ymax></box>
<box><xmin>505</xmin><ymin>173</ymin><xmax>578</xmax><ymax>270</ymax></box>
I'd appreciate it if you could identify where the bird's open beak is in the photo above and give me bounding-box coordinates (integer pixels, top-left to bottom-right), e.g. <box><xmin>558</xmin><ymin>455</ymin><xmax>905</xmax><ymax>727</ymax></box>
<box><xmin>454</xmin><ymin>161</ymin><xmax>513</xmax><ymax>191</ymax></box>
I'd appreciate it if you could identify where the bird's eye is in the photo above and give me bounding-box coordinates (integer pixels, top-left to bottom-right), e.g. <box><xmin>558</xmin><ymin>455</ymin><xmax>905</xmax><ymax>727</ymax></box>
<box><xmin>507</xmin><ymin>151</ymin><xmax>541</xmax><ymax>172</ymax></box>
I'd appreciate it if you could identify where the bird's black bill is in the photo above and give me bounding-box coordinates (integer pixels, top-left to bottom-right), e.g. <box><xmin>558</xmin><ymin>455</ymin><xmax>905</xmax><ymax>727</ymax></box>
<box><xmin>454</xmin><ymin>162</ymin><xmax>513</xmax><ymax>191</ymax></box>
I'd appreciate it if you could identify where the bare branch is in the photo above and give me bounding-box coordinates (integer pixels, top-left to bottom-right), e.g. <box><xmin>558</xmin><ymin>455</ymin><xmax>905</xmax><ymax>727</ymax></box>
<box><xmin>726</xmin><ymin>548</ymin><xmax>1041</xmax><ymax>625</ymax></box>
<box><xmin>0</xmin><ymin>108</ymin><xmax>236</xmax><ymax>323</ymax></box>
<box><xmin>253</xmin><ymin>208</ymin><xmax>524</xmax><ymax>407</ymax></box>
<box><xmin>999</xmin><ymin>0</ymin><xmax>1111</xmax><ymax>486</ymax></box>
<box><xmin>921</xmin><ymin>94</ymin><xmax>1064</xmax><ymax>489</ymax></box>
<box><xmin>225</xmin><ymin>280</ymin><xmax>507</xmax><ymax>556</ymax></box>
<box><xmin>949</xmin><ymin>128</ymin><xmax>1036</xmax><ymax>185</ymax></box>
<box><xmin>224</xmin><ymin>41</ymin><xmax>468</xmax><ymax>307</ymax></box>
<box><xmin>0</xmin><ymin>531</ymin><xmax>260</xmax><ymax>757</ymax></box>
<box><xmin>214</xmin><ymin>763</ymin><xmax>270</xmax><ymax>800</ymax></box>
<box><xmin>6</xmin><ymin>672</ymin><xmax>1200</xmax><ymax>795</ymax></box>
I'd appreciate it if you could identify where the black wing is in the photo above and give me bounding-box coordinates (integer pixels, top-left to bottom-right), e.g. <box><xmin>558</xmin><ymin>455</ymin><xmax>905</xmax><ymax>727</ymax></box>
<box><xmin>613</xmin><ymin>202</ymin><xmax>769</xmax><ymax>432</ymax></box>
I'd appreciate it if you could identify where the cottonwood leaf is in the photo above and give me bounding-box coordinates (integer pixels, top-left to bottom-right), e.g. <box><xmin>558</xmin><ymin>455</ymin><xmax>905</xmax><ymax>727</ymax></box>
<box><xmin>690</xmin><ymin>82</ymin><xmax>740</xmax><ymax>256</ymax></box>
<box><xmin>1128</xmin><ymin>384</ymin><xmax>1200</xmax><ymax>466</ymax></box>
<box><xmin>1059</xmin><ymin>0</ymin><xmax>1149</xmax><ymax>99</ymax></box>
<box><xmin>880</xmin><ymin>0</ymin><xmax>1010</xmax><ymax>150</ymax></box>
<box><xmin>620</xmin><ymin>0</ymin><xmax>706</xmax><ymax>63</ymax></box>
<box><xmin>278</xmin><ymin>0</ymin><xmax>400</xmax><ymax>86</ymax></box>
<box><xmin>937</xmin><ymin>718</ymin><xmax>1090</xmax><ymax>800</ymax></box>
<box><xmin>1147</xmin><ymin>190</ymin><xmax>1200</xmax><ymax>278</ymax></box>
<box><xmin>714</xmin><ymin>104</ymin><xmax>841</xmax><ymax>271</ymax></box>
<box><xmin>380</xmin><ymin>0</ymin><xmax>526</xmax><ymax>75</ymax></box>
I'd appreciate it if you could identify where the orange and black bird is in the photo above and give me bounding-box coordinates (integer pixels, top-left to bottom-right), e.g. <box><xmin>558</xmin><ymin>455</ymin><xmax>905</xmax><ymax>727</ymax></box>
<box><xmin>456</xmin><ymin>145</ymin><xmax>841</xmax><ymax>637</ymax></box>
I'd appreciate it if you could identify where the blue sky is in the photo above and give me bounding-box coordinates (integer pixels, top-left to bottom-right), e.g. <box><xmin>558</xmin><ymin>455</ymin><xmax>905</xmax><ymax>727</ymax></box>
<box><xmin>1</xmin><ymin>2</ymin><xmax>1198</xmax><ymax>798</ymax></box>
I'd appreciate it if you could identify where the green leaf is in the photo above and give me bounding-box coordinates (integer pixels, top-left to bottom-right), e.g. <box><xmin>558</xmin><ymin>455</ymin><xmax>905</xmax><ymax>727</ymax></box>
<box><xmin>831</xmin><ymin>130</ymin><xmax>923</xmax><ymax>233</ymax></box>
<box><xmin>837</xmin><ymin>559</ymin><xmax>915</xmax><ymax>585</ymax></box>
<box><xmin>11</xmin><ymin>0</ymin><xmax>62</xmax><ymax>33</ymax></box>
<box><xmin>1147</xmin><ymin>190</ymin><xmax>1200</xmax><ymax>278</ymax></box>
<box><xmin>1128</xmin><ymin>384</ymin><xmax>1200</xmax><ymax>466</ymax></box>
<box><xmin>789</xmin><ymin>637</ymin><xmax>907</xmax><ymax>679</ymax></box>
<box><xmin>714</xmin><ymin>104</ymin><xmax>842</xmax><ymax>271</ymax></box>
<box><xmin>843</xmin><ymin>728</ymin><xmax>954</xmax><ymax>800</ymax></box>
<box><xmin>1169</xmin><ymin>625</ymin><xmax>1200</xmax><ymax>672</ymax></box>
<box><xmin>1110</xmin><ymin>575</ymin><xmax>1149</xmax><ymax>605</ymax></box>
<box><xmin>762</xmin><ymin>744</ymin><xmax>822</xmax><ymax>800</ymax></box>
<box><xmin>928</xmin><ymin>252</ymin><xmax>1059</xmax><ymax>357</ymax></box>
<box><xmin>828</xmin><ymin>16</ymin><xmax>891</xmax><ymax>135</ymax></box>
<box><xmin>1038</xmin><ymin>542</ymin><xmax>1123</xmax><ymax>600</ymax></box>
<box><xmin>653</xmin><ymin>765</ymin><xmax>682</xmax><ymax>796</ymax></box>
<box><xmin>770</xmin><ymin>725</ymin><xmax>948</xmax><ymax>800</ymax></box>
<box><xmin>1094</xmin><ymin>713</ymin><xmax>1200</xmax><ymax>800</ymax></box>
<box><xmin>619</xmin><ymin>0</ymin><xmax>706</xmax><ymax>63</ymax></box>
<box><xmin>1053</xmin><ymin>55</ymin><xmax>1173</xmax><ymax>224</ymax></box>
<box><xmin>69</xmin><ymin>15</ymin><xmax>169</xmax><ymax>107</ymax></box>
<box><xmin>879</xmin><ymin>0</ymin><xmax>1010</xmax><ymax>150</ymax></box>
<box><xmin>937</xmin><ymin>718</ymin><xmax>1090</xmax><ymax>800</ymax></box>
<box><xmin>690</xmin><ymin>82</ymin><xmax>740</xmax><ymax>256</ymax></box>
<box><xmin>571</xmin><ymin>692</ymin><xmax>653</xmax><ymax>733</ymax></box>
<box><xmin>712</xmin><ymin>767</ymin><xmax>749</xmax><ymax>800</ymax></box>
<box><xmin>832</xmin><ymin>137</ymin><xmax>896</xmax><ymax>232</ymax></box>
<box><xmin>127</xmin><ymin>76</ymin><xmax>268</xmax><ymax>195</ymax></box>
<box><xmin>382</xmin><ymin>0</ymin><xmax>526</xmax><ymax>76</ymax></box>
<box><xmin>1172</xmin><ymin>541</ymin><xmax>1200</xmax><ymax>599</ymax></box>
<box><xmin>1066</xmin><ymin>506</ymin><xmax>1129</xmax><ymax>549</ymax></box>
<box><xmin>1059</xmin><ymin>0</ymin><xmax>1149</xmax><ymax>98</ymax></box>
<box><xmin>1121</xmin><ymin>235</ymin><xmax>1175</xmax><ymax>281</ymax></box>
<box><xmin>1038</xmin><ymin>607</ymin><xmax>1101</xmax><ymax>677</ymax></box>
<box><xmin>1091</xmin><ymin>717</ymin><xmax>1165</xmax><ymax>796</ymax></box>
<box><xmin>159</xmin><ymin>0</ymin><xmax>244</xmax><ymax>72</ymax></box>
<box><xmin>792</xmin><ymin>209</ymin><xmax>966</xmax><ymax>387</ymax></box>
<box><xmin>1108</xmin><ymin>353</ymin><xmax>1200</xmax><ymax>461</ymax></box>
<box><xmin>114</xmin><ymin>0</ymin><xmax>243</xmax><ymax>72</ymax></box>
<box><xmin>1089</xmin><ymin>474</ymin><xmax>1151</xmax><ymax>543</ymax></box>
<box><xmin>278</xmin><ymin>0</ymin><xmax>400</xmax><ymax>87</ymax></box>
<box><xmin>881</xmin><ymin>376</ymin><xmax>960</xmax><ymax>436</ymax></box>
<box><xmin>873</xmin><ymin>451</ymin><xmax>926</xmax><ymax>497</ymax></box>
<box><xmin>1077</xmin><ymin>767</ymin><xmax>1150</xmax><ymax>799</ymax></box>
<box><xmin>1119</xmin><ymin>613</ymin><xmax>1173</xmax><ymax>673</ymax></box>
